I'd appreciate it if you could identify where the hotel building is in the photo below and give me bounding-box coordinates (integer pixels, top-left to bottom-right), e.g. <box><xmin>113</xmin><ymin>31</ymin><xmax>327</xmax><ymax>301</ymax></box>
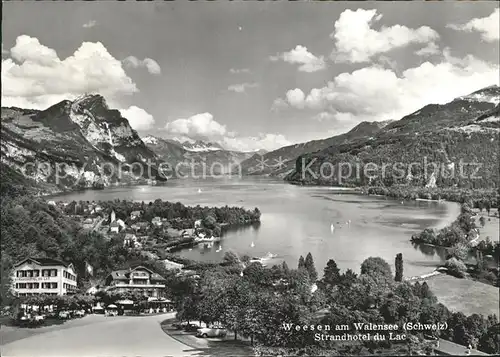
<box><xmin>12</xmin><ymin>258</ymin><xmax>78</xmax><ymax>296</ymax></box>
<box><xmin>104</xmin><ymin>266</ymin><xmax>166</xmax><ymax>298</ymax></box>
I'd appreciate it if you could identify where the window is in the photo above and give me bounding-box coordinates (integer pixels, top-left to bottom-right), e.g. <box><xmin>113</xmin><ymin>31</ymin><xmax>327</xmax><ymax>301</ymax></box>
<box><xmin>42</xmin><ymin>269</ymin><xmax>50</xmax><ymax>277</ymax></box>
<box><xmin>33</xmin><ymin>270</ymin><xmax>40</xmax><ymax>277</ymax></box>
<box><xmin>51</xmin><ymin>269</ymin><xmax>57</xmax><ymax>277</ymax></box>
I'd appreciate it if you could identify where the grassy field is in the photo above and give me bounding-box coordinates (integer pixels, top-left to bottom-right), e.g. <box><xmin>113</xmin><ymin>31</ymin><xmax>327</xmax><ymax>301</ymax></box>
<box><xmin>472</xmin><ymin>208</ymin><xmax>499</xmax><ymax>243</ymax></box>
<box><xmin>425</xmin><ymin>274</ymin><xmax>499</xmax><ymax>317</ymax></box>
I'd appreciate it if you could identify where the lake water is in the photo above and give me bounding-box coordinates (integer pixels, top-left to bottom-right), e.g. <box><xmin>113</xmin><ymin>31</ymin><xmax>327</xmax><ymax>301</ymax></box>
<box><xmin>51</xmin><ymin>177</ymin><xmax>461</xmax><ymax>277</ymax></box>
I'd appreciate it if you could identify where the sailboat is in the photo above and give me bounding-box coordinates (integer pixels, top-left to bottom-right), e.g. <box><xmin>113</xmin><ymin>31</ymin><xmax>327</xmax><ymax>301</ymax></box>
<box><xmin>330</xmin><ymin>224</ymin><xmax>335</xmax><ymax>233</ymax></box>
<box><xmin>198</xmin><ymin>188</ymin><xmax>202</xmax><ymax>193</ymax></box>
<box><xmin>250</xmin><ymin>241</ymin><xmax>255</xmax><ymax>248</ymax></box>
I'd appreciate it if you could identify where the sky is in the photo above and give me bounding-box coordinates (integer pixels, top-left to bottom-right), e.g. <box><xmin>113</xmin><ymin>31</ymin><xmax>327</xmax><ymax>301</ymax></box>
<box><xmin>2</xmin><ymin>1</ymin><xmax>499</xmax><ymax>152</ymax></box>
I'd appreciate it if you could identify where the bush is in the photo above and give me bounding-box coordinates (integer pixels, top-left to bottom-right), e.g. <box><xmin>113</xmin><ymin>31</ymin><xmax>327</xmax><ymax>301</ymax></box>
<box><xmin>444</xmin><ymin>258</ymin><xmax>467</xmax><ymax>278</ymax></box>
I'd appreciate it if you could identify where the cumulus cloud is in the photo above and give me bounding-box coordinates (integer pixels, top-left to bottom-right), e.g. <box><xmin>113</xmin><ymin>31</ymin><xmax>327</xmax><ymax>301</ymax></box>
<box><xmin>331</xmin><ymin>9</ymin><xmax>439</xmax><ymax>63</ymax></box>
<box><xmin>119</xmin><ymin>106</ymin><xmax>155</xmax><ymax>131</ymax></box>
<box><xmin>165</xmin><ymin>113</ymin><xmax>227</xmax><ymax>139</ymax></box>
<box><xmin>229</xmin><ymin>68</ymin><xmax>250</xmax><ymax>74</ymax></box>
<box><xmin>82</xmin><ymin>20</ymin><xmax>97</xmax><ymax>29</ymax></box>
<box><xmin>447</xmin><ymin>8</ymin><xmax>499</xmax><ymax>42</ymax></box>
<box><xmin>415</xmin><ymin>42</ymin><xmax>440</xmax><ymax>57</ymax></box>
<box><xmin>286</xmin><ymin>88</ymin><xmax>306</xmax><ymax>109</ymax></box>
<box><xmin>270</xmin><ymin>45</ymin><xmax>326</xmax><ymax>72</ymax></box>
<box><xmin>228</xmin><ymin>82</ymin><xmax>259</xmax><ymax>93</ymax></box>
<box><xmin>123</xmin><ymin>56</ymin><xmax>162</xmax><ymax>75</ymax></box>
<box><xmin>165</xmin><ymin>112</ymin><xmax>289</xmax><ymax>152</ymax></box>
<box><xmin>2</xmin><ymin>35</ymin><xmax>138</xmax><ymax>109</ymax></box>
<box><xmin>275</xmin><ymin>49</ymin><xmax>499</xmax><ymax>123</ymax></box>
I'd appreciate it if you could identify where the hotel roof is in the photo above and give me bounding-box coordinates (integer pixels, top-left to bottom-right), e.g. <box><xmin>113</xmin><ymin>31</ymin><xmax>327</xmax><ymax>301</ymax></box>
<box><xmin>14</xmin><ymin>257</ymin><xmax>72</xmax><ymax>268</ymax></box>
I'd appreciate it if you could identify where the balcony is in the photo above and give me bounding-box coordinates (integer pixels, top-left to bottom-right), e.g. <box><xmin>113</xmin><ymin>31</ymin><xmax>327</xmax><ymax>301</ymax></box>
<box><xmin>108</xmin><ymin>283</ymin><xmax>165</xmax><ymax>289</ymax></box>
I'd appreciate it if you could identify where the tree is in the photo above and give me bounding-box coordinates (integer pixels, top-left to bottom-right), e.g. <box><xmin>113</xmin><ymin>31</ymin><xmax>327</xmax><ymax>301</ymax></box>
<box><xmin>448</xmin><ymin>243</ymin><xmax>469</xmax><ymax>261</ymax></box>
<box><xmin>444</xmin><ymin>258</ymin><xmax>467</xmax><ymax>278</ymax></box>
<box><xmin>321</xmin><ymin>259</ymin><xmax>341</xmax><ymax>288</ymax></box>
<box><xmin>222</xmin><ymin>251</ymin><xmax>241</xmax><ymax>266</ymax></box>
<box><xmin>304</xmin><ymin>252</ymin><xmax>318</xmax><ymax>282</ymax></box>
<box><xmin>479</xmin><ymin>216</ymin><xmax>486</xmax><ymax>227</ymax></box>
<box><xmin>395</xmin><ymin>253</ymin><xmax>403</xmax><ymax>282</ymax></box>
<box><xmin>298</xmin><ymin>256</ymin><xmax>305</xmax><ymax>270</ymax></box>
<box><xmin>360</xmin><ymin>257</ymin><xmax>392</xmax><ymax>281</ymax></box>
<box><xmin>202</xmin><ymin>215</ymin><xmax>217</xmax><ymax>230</ymax></box>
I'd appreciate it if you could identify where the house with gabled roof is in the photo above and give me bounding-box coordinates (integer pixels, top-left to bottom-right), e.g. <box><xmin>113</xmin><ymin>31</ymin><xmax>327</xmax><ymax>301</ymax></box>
<box><xmin>103</xmin><ymin>266</ymin><xmax>166</xmax><ymax>298</ymax></box>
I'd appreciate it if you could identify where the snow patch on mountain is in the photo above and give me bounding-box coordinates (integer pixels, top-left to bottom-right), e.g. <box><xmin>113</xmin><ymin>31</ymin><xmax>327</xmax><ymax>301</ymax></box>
<box><xmin>142</xmin><ymin>136</ymin><xmax>158</xmax><ymax>145</ymax></box>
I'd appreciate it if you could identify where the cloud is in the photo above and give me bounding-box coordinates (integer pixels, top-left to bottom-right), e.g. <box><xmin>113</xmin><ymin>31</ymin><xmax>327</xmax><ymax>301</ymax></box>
<box><xmin>165</xmin><ymin>112</ymin><xmax>290</xmax><ymax>152</ymax></box>
<box><xmin>275</xmin><ymin>49</ymin><xmax>499</xmax><ymax>123</ymax></box>
<box><xmin>331</xmin><ymin>9</ymin><xmax>439</xmax><ymax>63</ymax></box>
<box><xmin>229</xmin><ymin>68</ymin><xmax>250</xmax><ymax>74</ymax></box>
<box><xmin>447</xmin><ymin>8</ymin><xmax>499</xmax><ymax>42</ymax></box>
<box><xmin>228</xmin><ymin>82</ymin><xmax>259</xmax><ymax>93</ymax></box>
<box><xmin>222</xmin><ymin>133</ymin><xmax>291</xmax><ymax>152</ymax></box>
<box><xmin>415</xmin><ymin>42</ymin><xmax>440</xmax><ymax>57</ymax></box>
<box><xmin>270</xmin><ymin>45</ymin><xmax>326</xmax><ymax>72</ymax></box>
<box><xmin>286</xmin><ymin>88</ymin><xmax>306</xmax><ymax>109</ymax></box>
<box><xmin>119</xmin><ymin>106</ymin><xmax>155</xmax><ymax>131</ymax></box>
<box><xmin>82</xmin><ymin>20</ymin><xmax>97</xmax><ymax>29</ymax></box>
<box><xmin>271</xmin><ymin>98</ymin><xmax>289</xmax><ymax>111</ymax></box>
<box><xmin>2</xmin><ymin>43</ymin><xmax>9</xmax><ymax>56</ymax></box>
<box><xmin>165</xmin><ymin>113</ymin><xmax>227</xmax><ymax>139</ymax></box>
<box><xmin>312</xmin><ymin>112</ymin><xmax>337</xmax><ymax>122</ymax></box>
<box><xmin>123</xmin><ymin>56</ymin><xmax>161</xmax><ymax>75</ymax></box>
<box><xmin>2</xmin><ymin>35</ymin><xmax>138</xmax><ymax>109</ymax></box>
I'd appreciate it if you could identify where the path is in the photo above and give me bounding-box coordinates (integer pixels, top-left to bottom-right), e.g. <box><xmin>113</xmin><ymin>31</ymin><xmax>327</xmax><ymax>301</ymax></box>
<box><xmin>1</xmin><ymin>313</ymin><xmax>201</xmax><ymax>357</ymax></box>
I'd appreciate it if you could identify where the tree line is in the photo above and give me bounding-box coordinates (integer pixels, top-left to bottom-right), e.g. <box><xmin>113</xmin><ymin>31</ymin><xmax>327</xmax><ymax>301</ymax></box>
<box><xmin>164</xmin><ymin>252</ymin><xmax>499</xmax><ymax>356</ymax></box>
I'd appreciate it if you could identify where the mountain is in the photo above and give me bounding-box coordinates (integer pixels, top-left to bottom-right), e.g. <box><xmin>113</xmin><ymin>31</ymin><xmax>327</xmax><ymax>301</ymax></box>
<box><xmin>285</xmin><ymin>85</ymin><xmax>500</xmax><ymax>189</ymax></box>
<box><xmin>142</xmin><ymin>135</ymin><xmax>255</xmax><ymax>176</ymax></box>
<box><xmin>180</xmin><ymin>140</ymin><xmax>224</xmax><ymax>152</ymax></box>
<box><xmin>239</xmin><ymin>120</ymin><xmax>392</xmax><ymax>178</ymax></box>
<box><xmin>1</xmin><ymin>94</ymin><xmax>165</xmax><ymax>194</ymax></box>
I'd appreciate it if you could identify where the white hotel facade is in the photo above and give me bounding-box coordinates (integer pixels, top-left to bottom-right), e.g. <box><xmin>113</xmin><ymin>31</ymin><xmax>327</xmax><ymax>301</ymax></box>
<box><xmin>12</xmin><ymin>258</ymin><xmax>78</xmax><ymax>296</ymax></box>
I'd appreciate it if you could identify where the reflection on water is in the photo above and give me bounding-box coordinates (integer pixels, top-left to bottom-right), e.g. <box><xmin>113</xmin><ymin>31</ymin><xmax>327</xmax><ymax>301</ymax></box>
<box><xmin>50</xmin><ymin>177</ymin><xmax>461</xmax><ymax>276</ymax></box>
<box><xmin>412</xmin><ymin>242</ymin><xmax>449</xmax><ymax>261</ymax></box>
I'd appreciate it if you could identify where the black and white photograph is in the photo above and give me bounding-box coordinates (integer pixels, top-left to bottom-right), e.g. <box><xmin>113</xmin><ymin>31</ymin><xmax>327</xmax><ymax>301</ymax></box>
<box><xmin>0</xmin><ymin>1</ymin><xmax>499</xmax><ymax>356</ymax></box>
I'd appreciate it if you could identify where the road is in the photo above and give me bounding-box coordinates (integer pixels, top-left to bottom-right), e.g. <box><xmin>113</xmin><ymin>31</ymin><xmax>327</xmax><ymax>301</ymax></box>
<box><xmin>1</xmin><ymin>313</ymin><xmax>203</xmax><ymax>357</ymax></box>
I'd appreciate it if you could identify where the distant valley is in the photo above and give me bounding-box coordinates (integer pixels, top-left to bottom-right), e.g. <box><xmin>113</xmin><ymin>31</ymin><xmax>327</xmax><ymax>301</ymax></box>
<box><xmin>1</xmin><ymin>86</ymin><xmax>498</xmax><ymax>195</ymax></box>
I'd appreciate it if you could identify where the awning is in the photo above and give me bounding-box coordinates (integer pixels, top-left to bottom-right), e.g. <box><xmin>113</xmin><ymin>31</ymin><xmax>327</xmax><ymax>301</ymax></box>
<box><xmin>106</xmin><ymin>304</ymin><xmax>117</xmax><ymax>309</ymax></box>
<box><xmin>147</xmin><ymin>297</ymin><xmax>172</xmax><ymax>303</ymax></box>
<box><xmin>116</xmin><ymin>299</ymin><xmax>134</xmax><ymax>305</ymax></box>
<box><xmin>93</xmin><ymin>305</ymin><xmax>104</xmax><ymax>310</ymax></box>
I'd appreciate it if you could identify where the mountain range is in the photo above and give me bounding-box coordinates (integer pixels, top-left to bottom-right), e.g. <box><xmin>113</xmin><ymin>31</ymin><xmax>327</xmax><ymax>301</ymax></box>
<box><xmin>1</xmin><ymin>95</ymin><xmax>165</xmax><ymax>194</ymax></box>
<box><xmin>285</xmin><ymin>85</ymin><xmax>499</xmax><ymax>189</ymax></box>
<box><xmin>1</xmin><ymin>85</ymin><xmax>498</xmax><ymax>194</ymax></box>
<box><xmin>141</xmin><ymin>135</ymin><xmax>257</xmax><ymax>176</ymax></box>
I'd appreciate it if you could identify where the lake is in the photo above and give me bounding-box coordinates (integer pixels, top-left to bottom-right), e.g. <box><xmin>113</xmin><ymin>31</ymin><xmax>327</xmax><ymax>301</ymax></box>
<box><xmin>51</xmin><ymin>177</ymin><xmax>461</xmax><ymax>277</ymax></box>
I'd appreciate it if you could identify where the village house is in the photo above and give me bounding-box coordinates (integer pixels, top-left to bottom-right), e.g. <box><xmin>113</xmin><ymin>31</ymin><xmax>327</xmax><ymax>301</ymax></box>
<box><xmin>152</xmin><ymin>217</ymin><xmax>163</xmax><ymax>227</ymax></box>
<box><xmin>110</xmin><ymin>221</ymin><xmax>120</xmax><ymax>233</ymax></box>
<box><xmin>130</xmin><ymin>210</ymin><xmax>142</xmax><ymax>220</ymax></box>
<box><xmin>124</xmin><ymin>233</ymin><xmax>138</xmax><ymax>248</ymax></box>
<box><xmin>194</xmin><ymin>219</ymin><xmax>202</xmax><ymax>228</ymax></box>
<box><xmin>11</xmin><ymin>257</ymin><xmax>78</xmax><ymax>296</ymax></box>
<box><xmin>82</xmin><ymin>217</ymin><xmax>94</xmax><ymax>229</ymax></box>
<box><xmin>131</xmin><ymin>221</ymin><xmax>149</xmax><ymax>232</ymax></box>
